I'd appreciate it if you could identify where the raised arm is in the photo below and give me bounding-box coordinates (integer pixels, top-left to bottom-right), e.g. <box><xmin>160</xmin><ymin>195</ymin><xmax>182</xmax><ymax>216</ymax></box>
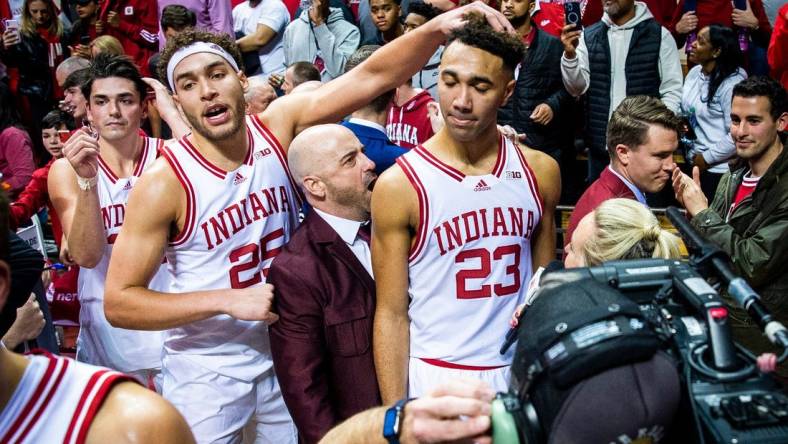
<box><xmin>261</xmin><ymin>2</ymin><xmax>514</xmax><ymax>144</ymax></box>
<box><xmin>47</xmin><ymin>131</ymin><xmax>105</xmax><ymax>268</ymax></box>
<box><xmin>523</xmin><ymin>146</ymin><xmax>560</xmax><ymax>269</ymax></box>
<box><xmin>371</xmin><ymin>166</ymin><xmax>417</xmax><ymax>404</ymax></box>
<box><xmin>103</xmin><ymin>160</ymin><xmax>278</xmax><ymax>330</ymax></box>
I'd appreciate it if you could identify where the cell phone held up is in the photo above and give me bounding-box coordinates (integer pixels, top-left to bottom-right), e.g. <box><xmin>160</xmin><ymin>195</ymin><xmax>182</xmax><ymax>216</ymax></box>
<box><xmin>564</xmin><ymin>2</ymin><xmax>582</xmax><ymax>32</ymax></box>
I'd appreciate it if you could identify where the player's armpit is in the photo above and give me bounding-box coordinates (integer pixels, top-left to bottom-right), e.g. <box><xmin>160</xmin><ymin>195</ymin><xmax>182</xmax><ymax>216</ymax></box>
<box><xmin>522</xmin><ymin>146</ymin><xmax>561</xmax><ymax>268</ymax></box>
<box><xmin>371</xmin><ymin>166</ymin><xmax>417</xmax><ymax>404</ymax></box>
<box><xmin>86</xmin><ymin>382</ymin><xmax>195</xmax><ymax>444</ymax></box>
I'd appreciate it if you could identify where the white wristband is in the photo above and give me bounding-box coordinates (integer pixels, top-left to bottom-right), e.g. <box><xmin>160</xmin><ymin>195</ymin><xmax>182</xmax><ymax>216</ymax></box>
<box><xmin>77</xmin><ymin>175</ymin><xmax>97</xmax><ymax>191</ymax></box>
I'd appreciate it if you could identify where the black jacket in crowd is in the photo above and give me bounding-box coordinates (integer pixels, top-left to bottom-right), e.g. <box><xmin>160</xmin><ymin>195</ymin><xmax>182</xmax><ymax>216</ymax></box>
<box><xmin>498</xmin><ymin>27</ymin><xmax>574</xmax><ymax>160</ymax></box>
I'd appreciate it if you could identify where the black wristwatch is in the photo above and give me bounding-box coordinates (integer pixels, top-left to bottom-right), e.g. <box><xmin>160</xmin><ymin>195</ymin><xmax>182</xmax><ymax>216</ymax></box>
<box><xmin>383</xmin><ymin>398</ymin><xmax>410</xmax><ymax>444</ymax></box>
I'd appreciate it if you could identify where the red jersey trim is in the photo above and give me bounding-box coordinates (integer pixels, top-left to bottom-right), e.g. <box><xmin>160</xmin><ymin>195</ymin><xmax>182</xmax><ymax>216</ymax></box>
<box><xmin>491</xmin><ymin>134</ymin><xmax>506</xmax><ymax>178</ymax></box>
<box><xmin>413</xmin><ymin>145</ymin><xmax>465</xmax><ymax>181</ymax></box>
<box><xmin>161</xmin><ymin>146</ymin><xmax>197</xmax><ymax>246</ymax></box>
<box><xmin>396</xmin><ymin>156</ymin><xmax>430</xmax><ymax>262</ymax></box>
<box><xmin>131</xmin><ymin>138</ymin><xmax>150</xmax><ymax>177</ymax></box>
<box><xmin>419</xmin><ymin>358</ymin><xmax>506</xmax><ymax>371</ymax></box>
<box><xmin>73</xmin><ymin>372</ymin><xmax>134</xmax><ymax>444</ymax></box>
<box><xmin>513</xmin><ymin>144</ymin><xmax>544</xmax><ymax>218</ymax></box>
<box><xmin>178</xmin><ymin>136</ymin><xmax>227</xmax><ymax>180</ymax></box>
<box><xmin>96</xmin><ymin>136</ymin><xmax>150</xmax><ymax>183</ymax></box>
<box><xmin>249</xmin><ymin>115</ymin><xmax>304</xmax><ymax>208</ymax></box>
<box><xmin>1</xmin><ymin>356</ymin><xmax>69</xmax><ymax>443</ymax></box>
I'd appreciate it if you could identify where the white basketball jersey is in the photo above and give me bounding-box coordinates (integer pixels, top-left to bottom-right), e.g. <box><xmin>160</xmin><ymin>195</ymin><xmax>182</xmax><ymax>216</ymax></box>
<box><xmin>160</xmin><ymin>115</ymin><xmax>301</xmax><ymax>382</ymax></box>
<box><xmin>398</xmin><ymin>135</ymin><xmax>543</xmax><ymax>367</ymax></box>
<box><xmin>0</xmin><ymin>352</ymin><xmax>135</xmax><ymax>444</ymax></box>
<box><xmin>76</xmin><ymin>137</ymin><xmax>167</xmax><ymax>373</ymax></box>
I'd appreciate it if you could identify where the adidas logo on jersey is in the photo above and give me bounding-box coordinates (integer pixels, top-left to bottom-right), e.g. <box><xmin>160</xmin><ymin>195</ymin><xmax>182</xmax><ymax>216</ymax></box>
<box><xmin>122</xmin><ymin>180</ymin><xmax>133</xmax><ymax>191</ymax></box>
<box><xmin>473</xmin><ymin>179</ymin><xmax>491</xmax><ymax>192</ymax></box>
<box><xmin>254</xmin><ymin>148</ymin><xmax>272</xmax><ymax>160</ymax></box>
<box><xmin>505</xmin><ymin>171</ymin><xmax>522</xmax><ymax>180</ymax></box>
<box><xmin>233</xmin><ymin>172</ymin><xmax>247</xmax><ymax>185</ymax></box>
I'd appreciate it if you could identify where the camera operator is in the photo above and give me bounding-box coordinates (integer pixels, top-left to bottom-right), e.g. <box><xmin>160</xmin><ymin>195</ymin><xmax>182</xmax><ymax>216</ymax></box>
<box><xmin>673</xmin><ymin>76</ymin><xmax>788</xmax><ymax>380</ymax></box>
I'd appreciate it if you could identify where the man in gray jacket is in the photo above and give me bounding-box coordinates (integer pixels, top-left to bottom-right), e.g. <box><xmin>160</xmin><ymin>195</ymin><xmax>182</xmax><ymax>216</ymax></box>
<box><xmin>283</xmin><ymin>0</ymin><xmax>361</xmax><ymax>82</ymax></box>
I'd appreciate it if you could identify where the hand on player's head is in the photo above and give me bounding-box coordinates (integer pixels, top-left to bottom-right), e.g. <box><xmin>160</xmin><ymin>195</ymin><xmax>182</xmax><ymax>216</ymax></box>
<box><xmin>434</xmin><ymin>1</ymin><xmax>515</xmax><ymax>36</ymax></box>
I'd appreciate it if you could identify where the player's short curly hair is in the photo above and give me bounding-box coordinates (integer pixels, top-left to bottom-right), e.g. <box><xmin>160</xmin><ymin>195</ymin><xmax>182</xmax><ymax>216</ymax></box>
<box><xmin>157</xmin><ymin>29</ymin><xmax>244</xmax><ymax>91</ymax></box>
<box><xmin>445</xmin><ymin>13</ymin><xmax>524</xmax><ymax>74</ymax></box>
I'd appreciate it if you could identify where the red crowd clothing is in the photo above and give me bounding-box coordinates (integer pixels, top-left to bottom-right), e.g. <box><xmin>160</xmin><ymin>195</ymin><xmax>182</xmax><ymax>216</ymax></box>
<box><xmin>769</xmin><ymin>4</ymin><xmax>788</xmax><ymax>90</ymax></box>
<box><xmin>565</xmin><ymin>167</ymin><xmax>635</xmax><ymax>246</ymax></box>
<box><xmin>669</xmin><ymin>0</ymin><xmax>772</xmax><ymax>47</ymax></box>
<box><xmin>99</xmin><ymin>0</ymin><xmax>158</xmax><ymax>76</ymax></box>
<box><xmin>9</xmin><ymin>158</ymin><xmax>64</xmax><ymax>246</ymax></box>
<box><xmin>0</xmin><ymin>127</ymin><xmax>35</xmax><ymax>198</ymax></box>
<box><xmin>386</xmin><ymin>89</ymin><xmax>434</xmax><ymax>150</ymax></box>
<box><xmin>533</xmin><ymin>2</ymin><xmax>564</xmax><ymax>38</ymax></box>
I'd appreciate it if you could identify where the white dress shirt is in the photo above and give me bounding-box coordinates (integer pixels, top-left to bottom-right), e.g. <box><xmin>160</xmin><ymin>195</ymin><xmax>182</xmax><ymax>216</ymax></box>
<box><xmin>313</xmin><ymin>208</ymin><xmax>374</xmax><ymax>278</ymax></box>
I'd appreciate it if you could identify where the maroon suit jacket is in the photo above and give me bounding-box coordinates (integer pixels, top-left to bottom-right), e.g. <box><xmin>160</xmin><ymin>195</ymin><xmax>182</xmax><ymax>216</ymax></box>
<box><xmin>268</xmin><ymin>211</ymin><xmax>380</xmax><ymax>444</ymax></box>
<box><xmin>565</xmin><ymin>167</ymin><xmax>636</xmax><ymax>246</ymax></box>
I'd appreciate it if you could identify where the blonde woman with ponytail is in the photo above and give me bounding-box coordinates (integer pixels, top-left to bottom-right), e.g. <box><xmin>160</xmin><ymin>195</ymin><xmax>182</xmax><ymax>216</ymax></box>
<box><xmin>513</xmin><ymin>199</ymin><xmax>681</xmax><ymax>325</ymax></box>
<box><xmin>565</xmin><ymin>198</ymin><xmax>681</xmax><ymax>267</ymax></box>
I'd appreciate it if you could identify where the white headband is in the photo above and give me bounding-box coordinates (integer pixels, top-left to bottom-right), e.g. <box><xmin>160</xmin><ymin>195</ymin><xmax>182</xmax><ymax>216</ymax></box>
<box><xmin>166</xmin><ymin>41</ymin><xmax>240</xmax><ymax>91</ymax></box>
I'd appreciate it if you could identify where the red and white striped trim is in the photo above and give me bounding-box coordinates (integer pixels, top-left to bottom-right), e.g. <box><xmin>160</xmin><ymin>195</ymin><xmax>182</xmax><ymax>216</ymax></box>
<box><xmin>63</xmin><ymin>370</ymin><xmax>132</xmax><ymax>444</ymax></box>
<box><xmin>492</xmin><ymin>134</ymin><xmax>507</xmax><ymax>178</ymax></box>
<box><xmin>1</xmin><ymin>357</ymin><xmax>69</xmax><ymax>443</ymax></box>
<box><xmin>419</xmin><ymin>358</ymin><xmax>506</xmax><ymax>371</ymax></box>
<box><xmin>513</xmin><ymin>145</ymin><xmax>544</xmax><ymax>218</ymax></box>
<box><xmin>413</xmin><ymin>145</ymin><xmax>465</xmax><ymax>182</ymax></box>
<box><xmin>161</xmin><ymin>146</ymin><xmax>197</xmax><ymax>246</ymax></box>
<box><xmin>249</xmin><ymin>115</ymin><xmax>304</xmax><ymax>208</ymax></box>
<box><xmin>178</xmin><ymin>136</ymin><xmax>227</xmax><ymax>180</ymax></box>
<box><xmin>396</xmin><ymin>156</ymin><xmax>429</xmax><ymax>262</ymax></box>
<box><xmin>95</xmin><ymin>136</ymin><xmax>150</xmax><ymax>184</ymax></box>
<box><xmin>132</xmin><ymin>137</ymin><xmax>150</xmax><ymax>177</ymax></box>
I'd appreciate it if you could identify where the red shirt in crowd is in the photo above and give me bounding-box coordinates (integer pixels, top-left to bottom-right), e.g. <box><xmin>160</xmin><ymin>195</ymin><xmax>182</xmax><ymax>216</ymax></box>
<box><xmin>669</xmin><ymin>0</ymin><xmax>772</xmax><ymax>46</ymax></box>
<box><xmin>9</xmin><ymin>158</ymin><xmax>63</xmax><ymax>246</ymax></box>
<box><xmin>727</xmin><ymin>172</ymin><xmax>760</xmax><ymax>221</ymax></box>
<box><xmin>386</xmin><ymin>89</ymin><xmax>434</xmax><ymax>150</ymax></box>
<box><xmin>769</xmin><ymin>3</ymin><xmax>788</xmax><ymax>91</ymax></box>
<box><xmin>99</xmin><ymin>0</ymin><xmax>158</xmax><ymax>76</ymax></box>
<box><xmin>0</xmin><ymin>127</ymin><xmax>35</xmax><ymax>198</ymax></box>
<box><xmin>532</xmin><ymin>1</ymin><xmax>564</xmax><ymax>37</ymax></box>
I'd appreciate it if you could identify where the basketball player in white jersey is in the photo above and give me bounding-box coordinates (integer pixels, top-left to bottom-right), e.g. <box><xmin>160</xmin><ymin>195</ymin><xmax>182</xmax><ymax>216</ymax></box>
<box><xmin>48</xmin><ymin>53</ymin><xmax>166</xmax><ymax>387</ymax></box>
<box><xmin>0</xmin><ymin>196</ymin><xmax>194</xmax><ymax>444</ymax></box>
<box><xmin>372</xmin><ymin>14</ymin><xmax>561</xmax><ymax>403</ymax></box>
<box><xmin>103</xmin><ymin>4</ymin><xmax>514</xmax><ymax>443</ymax></box>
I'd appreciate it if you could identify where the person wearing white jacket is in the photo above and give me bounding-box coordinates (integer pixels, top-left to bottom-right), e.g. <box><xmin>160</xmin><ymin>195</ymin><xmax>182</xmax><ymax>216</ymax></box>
<box><xmin>283</xmin><ymin>0</ymin><xmax>361</xmax><ymax>82</ymax></box>
<box><xmin>559</xmin><ymin>0</ymin><xmax>683</xmax><ymax>181</ymax></box>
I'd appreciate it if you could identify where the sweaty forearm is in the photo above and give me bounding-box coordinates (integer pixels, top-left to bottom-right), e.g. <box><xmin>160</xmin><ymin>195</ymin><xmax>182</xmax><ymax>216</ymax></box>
<box><xmin>66</xmin><ymin>189</ymin><xmax>106</xmax><ymax>268</ymax></box>
<box><xmin>104</xmin><ymin>286</ymin><xmax>226</xmax><ymax>330</ymax></box>
<box><xmin>374</xmin><ymin>313</ymin><xmax>410</xmax><ymax>404</ymax></box>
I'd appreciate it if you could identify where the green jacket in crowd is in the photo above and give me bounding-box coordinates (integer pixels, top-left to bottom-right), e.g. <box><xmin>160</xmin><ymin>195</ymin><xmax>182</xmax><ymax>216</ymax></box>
<box><xmin>691</xmin><ymin>135</ymin><xmax>788</xmax><ymax>321</ymax></box>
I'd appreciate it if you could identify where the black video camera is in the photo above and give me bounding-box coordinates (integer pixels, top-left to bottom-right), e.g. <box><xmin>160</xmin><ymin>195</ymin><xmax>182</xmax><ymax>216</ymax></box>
<box><xmin>491</xmin><ymin>208</ymin><xmax>788</xmax><ymax>443</ymax></box>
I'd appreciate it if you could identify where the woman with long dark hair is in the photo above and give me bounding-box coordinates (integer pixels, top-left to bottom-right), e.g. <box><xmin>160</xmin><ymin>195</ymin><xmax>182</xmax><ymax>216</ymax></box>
<box><xmin>0</xmin><ymin>82</ymin><xmax>35</xmax><ymax>198</ymax></box>
<box><xmin>681</xmin><ymin>24</ymin><xmax>747</xmax><ymax>198</ymax></box>
<box><xmin>1</xmin><ymin>0</ymin><xmax>68</xmax><ymax>129</ymax></box>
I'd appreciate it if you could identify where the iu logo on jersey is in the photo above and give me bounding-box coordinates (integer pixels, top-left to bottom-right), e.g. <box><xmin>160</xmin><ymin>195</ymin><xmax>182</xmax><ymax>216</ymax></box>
<box><xmin>474</xmin><ymin>179</ymin><xmax>491</xmax><ymax>192</ymax></box>
<box><xmin>233</xmin><ymin>172</ymin><xmax>247</xmax><ymax>185</ymax></box>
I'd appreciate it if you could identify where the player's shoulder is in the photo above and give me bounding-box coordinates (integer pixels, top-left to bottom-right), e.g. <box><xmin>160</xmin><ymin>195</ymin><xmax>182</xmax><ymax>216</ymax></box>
<box><xmin>518</xmin><ymin>143</ymin><xmax>559</xmax><ymax>176</ymax></box>
<box><xmin>49</xmin><ymin>157</ymin><xmax>76</xmax><ymax>179</ymax></box>
<box><xmin>86</xmin><ymin>382</ymin><xmax>194</xmax><ymax>444</ymax></box>
<box><xmin>374</xmin><ymin>159</ymin><xmax>411</xmax><ymax>195</ymax></box>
